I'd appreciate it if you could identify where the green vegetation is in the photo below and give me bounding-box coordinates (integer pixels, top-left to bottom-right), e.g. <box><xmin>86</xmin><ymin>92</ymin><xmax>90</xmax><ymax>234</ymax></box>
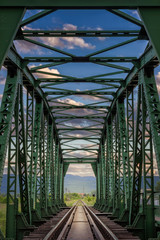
<box><xmin>155</xmin><ymin>181</ymin><xmax>160</xmax><ymax>192</ymax></box>
<box><xmin>0</xmin><ymin>195</ymin><xmax>22</xmax><ymax>237</ymax></box>
<box><xmin>64</xmin><ymin>193</ymin><xmax>96</xmax><ymax>206</ymax></box>
<box><xmin>0</xmin><ymin>193</ymin><xmax>96</xmax><ymax>236</ymax></box>
<box><xmin>0</xmin><ymin>195</ymin><xmax>6</xmax><ymax>236</ymax></box>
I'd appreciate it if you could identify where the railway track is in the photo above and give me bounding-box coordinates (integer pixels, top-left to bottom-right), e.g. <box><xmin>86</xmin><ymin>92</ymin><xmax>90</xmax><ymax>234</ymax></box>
<box><xmin>23</xmin><ymin>201</ymin><xmax>140</xmax><ymax>240</ymax></box>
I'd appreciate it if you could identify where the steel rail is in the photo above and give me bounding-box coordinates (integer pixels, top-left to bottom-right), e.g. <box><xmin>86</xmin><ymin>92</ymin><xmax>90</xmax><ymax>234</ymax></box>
<box><xmin>43</xmin><ymin>204</ymin><xmax>77</xmax><ymax>240</ymax></box>
<box><xmin>44</xmin><ymin>200</ymin><xmax>119</xmax><ymax>240</ymax></box>
<box><xmin>83</xmin><ymin>202</ymin><xmax>118</xmax><ymax>240</ymax></box>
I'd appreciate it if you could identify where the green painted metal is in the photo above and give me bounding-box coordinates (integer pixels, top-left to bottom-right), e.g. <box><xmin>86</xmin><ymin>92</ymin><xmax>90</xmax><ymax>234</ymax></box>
<box><xmin>126</xmin><ymin>90</ymin><xmax>134</xmax><ymax>198</ymax></box>
<box><xmin>17</xmin><ymin>83</ymin><xmax>31</xmax><ymax>224</ymax></box>
<box><xmin>26</xmin><ymin>89</ymin><xmax>34</xmax><ymax>208</ymax></box>
<box><xmin>19</xmin><ymin>30</ymin><xmax>144</xmax><ymax>38</ymax></box>
<box><xmin>0</xmin><ymin>69</ymin><xmax>20</xmax><ymax>189</ymax></box>
<box><xmin>1</xmin><ymin>5</ymin><xmax>160</xmax><ymax>240</ymax></box>
<box><xmin>129</xmin><ymin>83</ymin><xmax>143</xmax><ymax>226</ymax></box>
<box><xmin>32</xmin><ymin>101</ymin><xmax>43</xmax><ymax>209</ymax></box>
<box><xmin>106</xmin><ymin>120</ymin><xmax>114</xmax><ymax>211</ymax></box>
<box><xmin>108</xmin><ymin>9</ymin><xmax>143</xmax><ymax>27</ymax></box>
<box><xmin>1</xmin><ymin>0</ymin><xmax>160</xmax><ymax>8</ymax></box>
<box><xmin>112</xmin><ymin>113</ymin><xmax>121</xmax><ymax>217</ymax></box>
<box><xmin>46</xmin><ymin>121</ymin><xmax>52</xmax><ymax>209</ymax></box>
<box><xmin>141</xmin><ymin>68</ymin><xmax>160</xmax><ymax>178</ymax></box>
<box><xmin>6</xmin><ymin>82</ymin><xmax>31</xmax><ymax>239</ymax></box>
<box><xmin>117</xmin><ymin>100</ymin><xmax>129</xmax><ymax>209</ymax></box>
<box><xmin>20</xmin><ymin>9</ymin><xmax>55</xmax><ymax>27</ymax></box>
<box><xmin>129</xmin><ymin>81</ymin><xmax>156</xmax><ymax>239</ymax></box>
<box><xmin>40</xmin><ymin>115</ymin><xmax>48</xmax><ymax>217</ymax></box>
<box><xmin>0</xmin><ymin>8</ymin><xmax>25</xmax><ymax>68</ymax></box>
<box><xmin>86</xmin><ymin>37</ymin><xmax>138</xmax><ymax>57</ymax></box>
<box><xmin>24</xmin><ymin>37</ymin><xmax>76</xmax><ymax>58</ymax></box>
<box><xmin>64</xmin><ymin>164</ymin><xmax>69</xmax><ymax>176</ymax></box>
<box><xmin>139</xmin><ymin>8</ymin><xmax>160</xmax><ymax>62</ymax></box>
<box><xmin>6</xmin><ymin>89</ymin><xmax>19</xmax><ymax>239</ymax></box>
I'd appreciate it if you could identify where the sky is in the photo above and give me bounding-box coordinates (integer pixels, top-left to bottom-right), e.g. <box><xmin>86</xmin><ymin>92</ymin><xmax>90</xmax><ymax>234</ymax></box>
<box><xmin>0</xmin><ymin>9</ymin><xmax>160</xmax><ymax>177</ymax></box>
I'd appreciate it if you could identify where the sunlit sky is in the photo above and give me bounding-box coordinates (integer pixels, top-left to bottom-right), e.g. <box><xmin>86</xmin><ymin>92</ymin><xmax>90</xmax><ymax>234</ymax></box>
<box><xmin>0</xmin><ymin>9</ymin><xmax>160</xmax><ymax>177</ymax></box>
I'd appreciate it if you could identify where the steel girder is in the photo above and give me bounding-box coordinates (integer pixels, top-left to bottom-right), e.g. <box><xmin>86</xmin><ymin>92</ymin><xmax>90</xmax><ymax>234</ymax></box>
<box><xmin>0</xmin><ymin>8</ymin><xmax>25</xmax><ymax>68</ymax></box>
<box><xmin>6</xmin><ymin>87</ymin><xmax>19</xmax><ymax>239</ymax></box>
<box><xmin>0</xmin><ymin>69</ymin><xmax>20</xmax><ymax>189</ymax></box>
<box><xmin>139</xmin><ymin>8</ymin><xmax>160</xmax><ymax>63</ymax></box>
<box><xmin>117</xmin><ymin>101</ymin><xmax>129</xmax><ymax>209</ymax></box>
<box><xmin>1</xmin><ymin>5</ymin><xmax>160</xmax><ymax>240</ymax></box>
<box><xmin>26</xmin><ymin>89</ymin><xmax>34</xmax><ymax>206</ymax></box>
<box><xmin>6</xmin><ymin>81</ymin><xmax>31</xmax><ymax>239</ymax></box>
<box><xmin>129</xmin><ymin>81</ymin><xmax>156</xmax><ymax>239</ymax></box>
<box><xmin>0</xmin><ymin>0</ymin><xmax>160</xmax><ymax>8</ymax></box>
<box><xmin>17</xmin><ymin>83</ymin><xmax>31</xmax><ymax>224</ymax></box>
<box><xmin>32</xmin><ymin>101</ymin><xmax>43</xmax><ymax>210</ymax></box>
<box><xmin>0</xmin><ymin>63</ymin><xmax>63</xmax><ymax>239</ymax></box>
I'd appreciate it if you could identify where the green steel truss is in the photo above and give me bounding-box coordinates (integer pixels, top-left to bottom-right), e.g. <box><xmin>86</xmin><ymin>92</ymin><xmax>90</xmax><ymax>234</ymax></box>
<box><xmin>0</xmin><ymin>4</ymin><xmax>160</xmax><ymax>240</ymax></box>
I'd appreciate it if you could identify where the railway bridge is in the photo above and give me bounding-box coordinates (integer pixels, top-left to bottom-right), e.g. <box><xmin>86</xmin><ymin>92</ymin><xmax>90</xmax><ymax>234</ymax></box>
<box><xmin>0</xmin><ymin>1</ymin><xmax>160</xmax><ymax>239</ymax></box>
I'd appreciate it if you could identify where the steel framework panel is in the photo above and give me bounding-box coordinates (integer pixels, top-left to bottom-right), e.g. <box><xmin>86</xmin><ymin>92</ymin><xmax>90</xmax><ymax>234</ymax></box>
<box><xmin>0</xmin><ymin>70</ymin><xmax>21</xmax><ymax>188</ymax></box>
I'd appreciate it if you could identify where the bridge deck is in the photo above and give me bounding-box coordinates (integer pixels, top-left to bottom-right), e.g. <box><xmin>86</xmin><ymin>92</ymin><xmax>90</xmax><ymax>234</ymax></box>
<box><xmin>66</xmin><ymin>205</ymin><xmax>93</xmax><ymax>240</ymax></box>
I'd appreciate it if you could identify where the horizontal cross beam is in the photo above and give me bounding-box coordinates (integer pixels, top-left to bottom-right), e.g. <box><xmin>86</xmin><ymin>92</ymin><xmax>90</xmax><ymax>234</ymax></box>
<box><xmin>18</xmin><ymin>30</ymin><xmax>146</xmax><ymax>38</ymax></box>
<box><xmin>60</xmin><ymin>137</ymin><xmax>100</xmax><ymax>140</ymax></box>
<box><xmin>45</xmin><ymin>91</ymin><xmax>115</xmax><ymax>96</ymax></box>
<box><xmin>51</xmin><ymin>106</ymin><xmax>109</xmax><ymax>109</ymax></box>
<box><xmin>38</xmin><ymin>78</ymin><xmax>123</xmax><ymax>83</ymax></box>
<box><xmin>63</xmin><ymin>160</ymin><xmax>97</xmax><ymax>163</ymax></box>
<box><xmin>1</xmin><ymin>1</ymin><xmax>160</xmax><ymax>8</ymax></box>
<box><xmin>62</xmin><ymin>148</ymin><xmax>98</xmax><ymax>151</ymax></box>
<box><xmin>24</xmin><ymin>56</ymin><xmax>137</xmax><ymax>63</ymax></box>
<box><xmin>58</xmin><ymin>128</ymin><xmax>102</xmax><ymax>131</ymax></box>
<box><xmin>55</xmin><ymin>116</ymin><xmax>105</xmax><ymax>119</ymax></box>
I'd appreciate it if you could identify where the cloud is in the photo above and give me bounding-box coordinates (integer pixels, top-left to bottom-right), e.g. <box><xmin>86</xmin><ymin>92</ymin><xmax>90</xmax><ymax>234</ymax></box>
<box><xmin>29</xmin><ymin>65</ymin><xmax>61</xmax><ymax>78</ymax></box>
<box><xmin>57</xmin><ymin>98</ymin><xmax>84</xmax><ymax>106</ymax></box>
<box><xmin>14</xmin><ymin>40</ymin><xmax>44</xmax><ymax>54</ymax></box>
<box><xmin>63</xmin><ymin>23</ymin><xmax>77</xmax><ymax>31</ymax></box>
<box><xmin>54</xmin><ymin>107</ymin><xmax>105</xmax><ymax>117</ymax></box>
<box><xmin>0</xmin><ymin>75</ymin><xmax>5</xmax><ymax>85</ymax></box>
<box><xmin>66</xmin><ymin>164</ymin><xmax>95</xmax><ymax>177</ymax></box>
<box><xmin>41</xmin><ymin>23</ymin><xmax>95</xmax><ymax>50</ymax></box>
<box><xmin>62</xmin><ymin>37</ymin><xmax>95</xmax><ymax>49</ymax></box>
<box><xmin>60</xmin><ymin>130</ymin><xmax>100</xmax><ymax>138</ymax></box>
<box><xmin>18</xmin><ymin>23</ymin><xmax>95</xmax><ymax>54</ymax></box>
<box><xmin>155</xmin><ymin>72</ymin><xmax>160</xmax><ymax>95</ymax></box>
<box><xmin>1</xmin><ymin>66</ymin><xmax>6</xmax><ymax>70</ymax></box>
<box><xmin>63</xmin><ymin>150</ymin><xmax>97</xmax><ymax>159</ymax></box>
<box><xmin>51</xmin><ymin>97</ymin><xmax>104</xmax><ymax>116</ymax></box>
<box><xmin>78</xmin><ymin>94</ymin><xmax>108</xmax><ymax>102</ymax></box>
<box><xmin>15</xmin><ymin>26</ymin><xmax>44</xmax><ymax>54</ymax></box>
<box><xmin>57</xmin><ymin>118</ymin><xmax>104</xmax><ymax>128</ymax></box>
<box><xmin>96</xmin><ymin>27</ymin><xmax>106</xmax><ymax>41</ymax></box>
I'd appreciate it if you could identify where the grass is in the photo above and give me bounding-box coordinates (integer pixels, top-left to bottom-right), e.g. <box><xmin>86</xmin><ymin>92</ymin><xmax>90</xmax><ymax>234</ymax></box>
<box><xmin>0</xmin><ymin>202</ymin><xmax>6</xmax><ymax>236</ymax></box>
<box><xmin>0</xmin><ymin>195</ymin><xmax>21</xmax><ymax>237</ymax></box>
<box><xmin>83</xmin><ymin>195</ymin><xmax>96</xmax><ymax>206</ymax></box>
<box><xmin>0</xmin><ymin>193</ymin><xmax>96</xmax><ymax>236</ymax></box>
<box><xmin>64</xmin><ymin>193</ymin><xmax>96</xmax><ymax>207</ymax></box>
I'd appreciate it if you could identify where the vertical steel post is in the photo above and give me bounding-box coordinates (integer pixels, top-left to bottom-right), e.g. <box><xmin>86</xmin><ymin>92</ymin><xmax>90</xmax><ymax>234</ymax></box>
<box><xmin>26</xmin><ymin>90</ymin><xmax>34</xmax><ymax>210</ymax></box>
<box><xmin>129</xmin><ymin>72</ymin><xmax>156</xmax><ymax>239</ymax></box>
<box><xmin>0</xmin><ymin>69</ymin><xmax>20</xmax><ymax>189</ymax></box>
<box><xmin>17</xmin><ymin>83</ymin><xmax>31</xmax><ymax>224</ymax></box>
<box><xmin>126</xmin><ymin>90</ymin><xmax>134</xmax><ymax>198</ymax></box>
<box><xmin>6</xmin><ymin>88</ymin><xmax>19</xmax><ymax>239</ymax></box>
<box><xmin>31</xmin><ymin>101</ymin><xmax>43</xmax><ymax>211</ymax></box>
